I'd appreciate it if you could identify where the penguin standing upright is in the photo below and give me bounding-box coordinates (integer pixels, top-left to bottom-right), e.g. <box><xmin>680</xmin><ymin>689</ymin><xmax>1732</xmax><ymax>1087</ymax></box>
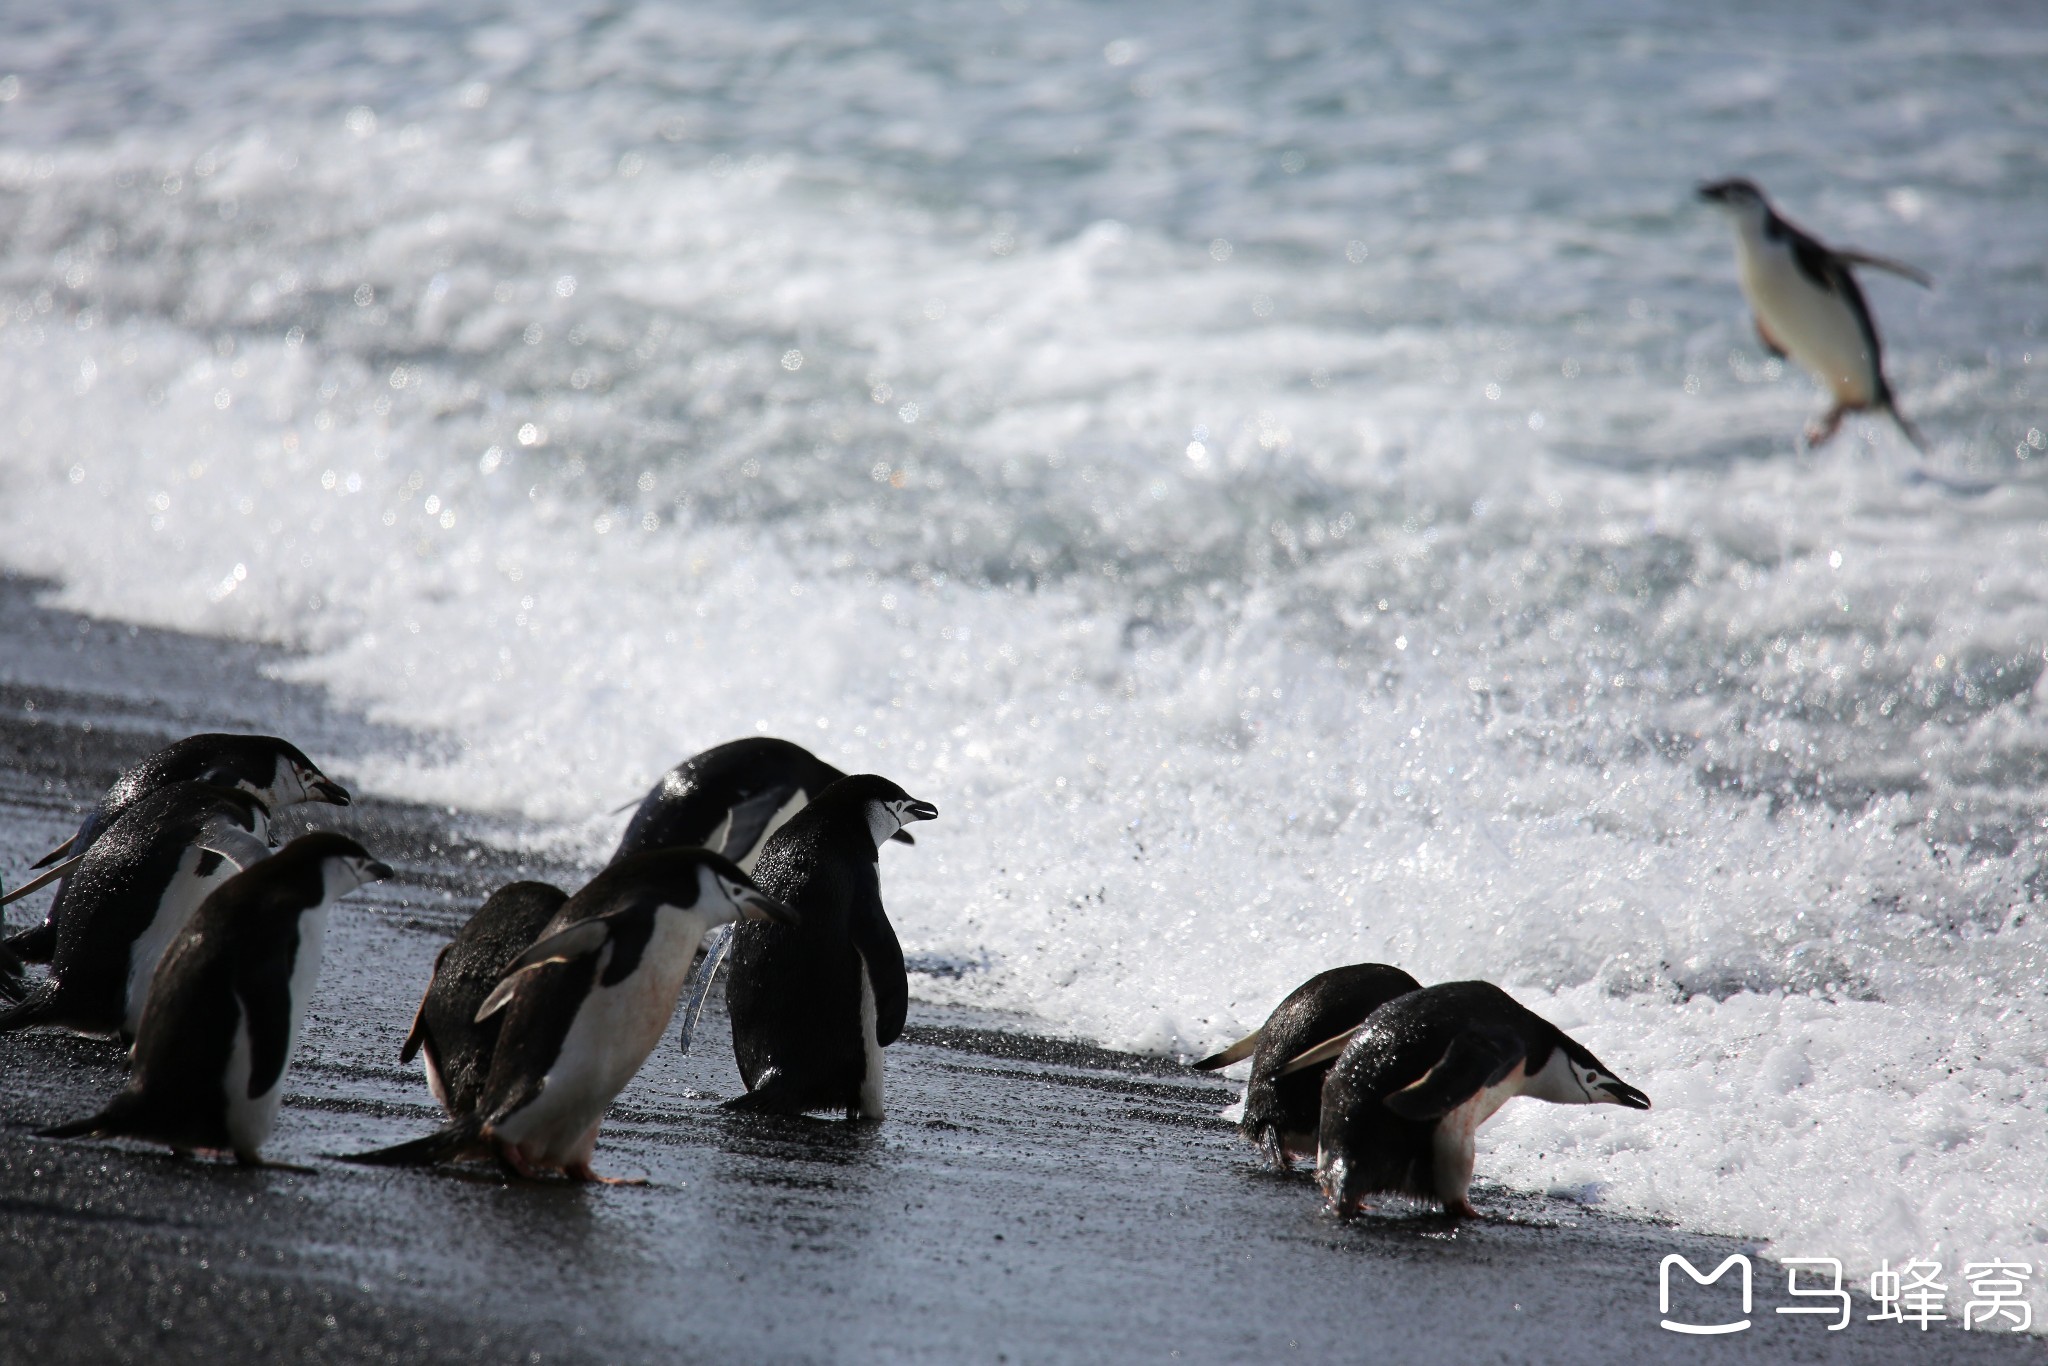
<box><xmin>1192</xmin><ymin>962</ymin><xmax>1421</xmax><ymax>1170</ymax></box>
<box><xmin>1698</xmin><ymin>177</ymin><xmax>1931</xmax><ymax>449</ymax></box>
<box><xmin>1303</xmin><ymin>981</ymin><xmax>1649</xmax><ymax>1219</ymax></box>
<box><xmin>39</xmin><ymin>833</ymin><xmax>390</xmax><ymax>1165</ymax></box>
<box><xmin>0</xmin><ymin>782</ymin><xmax>275</xmax><ymax>1040</ymax></box>
<box><xmin>399</xmin><ymin>880</ymin><xmax>568</xmax><ymax>1117</ymax></box>
<box><xmin>613</xmin><ymin>736</ymin><xmax>914</xmax><ymax>871</ymax></box>
<box><xmin>342</xmin><ymin>849</ymin><xmax>794</xmax><ymax>1181</ymax></box>
<box><xmin>725</xmin><ymin>774</ymin><xmax>937</xmax><ymax>1120</ymax></box>
<box><xmin>2</xmin><ymin>733</ymin><xmax>350</xmax><ymax>974</ymax></box>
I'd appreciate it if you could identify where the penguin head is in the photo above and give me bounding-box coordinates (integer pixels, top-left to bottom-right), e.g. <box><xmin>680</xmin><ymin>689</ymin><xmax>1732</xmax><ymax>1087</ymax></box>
<box><xmin>1549</xmin><ymin>1038</ymin><xmax>1651</xmax><ymax>1110</ymax></box>
<box><xmin>207</xmin><ymin>736</ymin><xmax>350</xmax><ymax>809</ymax></box>
<box><xmin>829</xmin><ymin>774</ymin><xmax>939</xmax><ymax>847</ymax></box>
<box><xmin>276</xmin><ymin>830</ymin><xmax>394</xmax><ymax>898</ymax></box>
<box><xmin>275</xmin><ymin>742</ymin><xmax>352</xmax><ymax>808</ymax></box>
<box><xmin>1697</xmin><ymin>177</ymin><xmax>1769</xmax><ymax>221</ymax></box>
<box><xmin>603</xmin><ymin>848</ymin><xmax>798</xmax><ymax>926</ymax></box>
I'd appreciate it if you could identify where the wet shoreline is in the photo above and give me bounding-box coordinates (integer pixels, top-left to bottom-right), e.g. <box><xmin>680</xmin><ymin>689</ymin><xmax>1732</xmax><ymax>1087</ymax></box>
<box><xmin>0</xmin><ymin>574</ymin><xmax>2032</xmax><ymax>1364</ymax></box>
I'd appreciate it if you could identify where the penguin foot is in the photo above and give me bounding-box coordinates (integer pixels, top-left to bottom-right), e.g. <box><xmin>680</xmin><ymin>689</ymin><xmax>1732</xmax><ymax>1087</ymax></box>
<box><xmin>1444</xmin><ymin>1198</ymin><xmax>1483</xmax><ymax>1221</ymax></box>
<box><xmin>235</xmin><ymin>1152</ymin><xmax>316</xmax><ymax>1174</ymax></box>
<box><xmin>565</xmin><ymin>1161</ymin><xmax>645</xmax><ymax>1186</ymax></box>
<box><xmin>1804</xmin><ymin>406</ymin><xmax>1848</xmax><ymax>447</ymax></box>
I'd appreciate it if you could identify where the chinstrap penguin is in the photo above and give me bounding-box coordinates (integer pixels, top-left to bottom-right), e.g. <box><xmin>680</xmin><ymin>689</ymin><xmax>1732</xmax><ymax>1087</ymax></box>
<box><xmin>341</xmin><ymin>848</ymin><xmax>793</xmax><ymax>1181</ymax></box>
<box><xmin>0</xmin><ymin>782</ymin><xmax>274</xmax><ymax>1036</ymax></box>
<box><xmin>1698</xmin><ymin>177</ymin><xmax>1931</xmax><ymax>449</ymax></box>
<box><xmin>2</xmin><ymin>733</ymin><xmax>349</xmax><ymax>971</ymax></box>
<box><xmin>399</xmin><ymin>880</ymin><xmax>569</xmax><ymax>1118</ymax></box>
<box><xmin>1192</xmin><ymin>962</ymin><xmax>1422</xmax><ymax>1170</ymax></box>
<box><xmin>613</xmin><ymin>736</ymin><xmax>914</xmax><ymax>871</ymax></box>
<box><xmin>1306</xmin><ymin>981</ymin><xmax>1649</xmax><ymax>1219</ymax></box>
<box><xmin>724</xmin><ymin>774</ymin><xmax>936</xmax><ymax>1121</ymax></box>
<box><xmin>39</xmin><ymin>833</ymin><xmax>390</xmax><ymax>1166</ymax></box>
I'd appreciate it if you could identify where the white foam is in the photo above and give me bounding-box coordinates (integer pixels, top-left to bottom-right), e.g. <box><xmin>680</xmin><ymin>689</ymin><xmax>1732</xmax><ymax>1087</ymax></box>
<box><xmin>1</xmin><ymin>0</ymin><xmax>2045</xmax><ymax>1313</ymax></box>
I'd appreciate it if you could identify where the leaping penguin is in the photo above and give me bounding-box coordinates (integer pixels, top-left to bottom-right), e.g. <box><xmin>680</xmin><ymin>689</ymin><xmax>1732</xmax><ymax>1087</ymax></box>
<box><xmin>399</xmin><ymin>880</ymin><xmax>569</xmax><ymax>1118</ymax></box>
<box><xmin>341</xmin><ymin>848</ymin><xmax>793</xmax><ymax>1181</ymax></box>
<box><xmin>39</xmin><ymin>833</ymin><xmax>390</xmax><ymax>1166</ymax></box>
<box><xmin>0</xmin><ymin>782</ymin><xmax>275</xmax><ymax>1039</ymax></box>
<box><xmin>2</xmin><ymin>733</ymin><xmax>350</xmax><ymax>972</ymax></box>
<box><xmin>724</xmin><ymin>774</ymin><xmax>936</xmax><ymax>1121</ymax></box>
<box><xmin>1301</xmin><ymin>981</ymin><xmax>1649</xmax><ymax>1219</ymax></box>
<box><xmin>613</xmin><ymin>736</ymin><xmax>914</xmax><ymax>871</ymax></box>
<box><xmin>1698</xmin><ymin>177</ymin><xmax>1932</xmax><ymax>449</ymax></box>
<box><xmin>1192</xmin><ymin>962</ymin><xmax>1422</xmax><ymax>1170</ymax></box>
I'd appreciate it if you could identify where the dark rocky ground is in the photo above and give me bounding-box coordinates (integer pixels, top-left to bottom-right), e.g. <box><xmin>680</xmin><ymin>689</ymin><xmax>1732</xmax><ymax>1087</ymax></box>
<box><xmin>0</xmin><ymin>573</ymin><xmax>2036</xmax><ymax>1364</ymax></box>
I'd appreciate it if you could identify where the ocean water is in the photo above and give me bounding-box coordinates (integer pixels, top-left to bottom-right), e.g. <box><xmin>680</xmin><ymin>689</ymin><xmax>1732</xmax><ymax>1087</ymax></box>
<box><xmin>3</xmin><ymin>0</ymin><xmax>2047</xmax><ymax>1297</ymax></box>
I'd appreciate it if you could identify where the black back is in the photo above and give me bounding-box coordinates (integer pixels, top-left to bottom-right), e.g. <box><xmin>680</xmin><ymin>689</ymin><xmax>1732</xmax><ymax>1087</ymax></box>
<box><xmin>115</xmin><ymin>833</ymin><xmax>368</xmax><ymax>1150</ymax></box>
<box><xmin>613</xmin><ymin>737</ymin><xmax>847</xmax><ymax>862</ymax></box>
<box><xmin>1241</xmin><ymin>963</ymin><xmax>1420</xmax><ymax>1152</ymax></box>
<box><xmin>38</xmin><ymin>782</ymin><xmax>269</xmax><ymax>1035</ymax></box>
<box><xmin>725</xmin><ymin>776</ymin><xmax>911</xmax><ymax>1115</ymax></box>
<box><xmin>408</xmin><ymin>881</ymin><xmax>567</xmax><ymax>1117</ymax></box>
<box><xmin>475</xmin><ymin>849</ymin><xmax>739</xmax><ymax>1128</ymax></box>
<box><xmin>1318</xmin><ymin>981</ymin><xmax>1559</xmax><ymax>1203</ymax></box>
<box><xmin>1763</xmin><ymin>212</ymin><xmax>1891</xmax><ymax>404</ymax></box>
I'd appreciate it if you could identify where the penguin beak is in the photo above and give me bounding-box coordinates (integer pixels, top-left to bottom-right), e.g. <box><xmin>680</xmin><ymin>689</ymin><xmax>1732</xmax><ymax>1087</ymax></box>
<box><xmin>365</xmin><ymin>859</ymin><xmax>395</xmax><ymax>882</ymax></box>
<box><xmin>1600</xmin><ymin>1079</ymin><xmax>1651</xmax><ymax>1110</ymax></box>
<box><xmin>1696</xmin><ymin>181</ymin><xmax>1733</xmax><ymax>205</ymax></box>
<box><xmin>310</xmin><ymin>775</ymin><xmax>353</xmax><ymax>806</ymax></box>
<box><xmin>903</xmin><ymin>799</ymin><xmax>939</xmax><ymax>823</ymax></box>
<box><xmin>738</xmin><ymin>888</ymin><xmax>798</xmax><ymax>925</ymax></box>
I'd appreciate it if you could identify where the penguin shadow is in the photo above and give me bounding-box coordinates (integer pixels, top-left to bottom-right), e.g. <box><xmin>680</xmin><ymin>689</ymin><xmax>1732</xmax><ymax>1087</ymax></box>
<box><xmin>712</xmin><ymin>1107</ymin><xmax>885</xmax><ymax>1174</ymax></box>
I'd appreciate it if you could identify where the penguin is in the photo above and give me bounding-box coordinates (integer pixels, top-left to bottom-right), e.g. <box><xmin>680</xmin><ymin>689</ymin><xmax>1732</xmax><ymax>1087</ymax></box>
<box><xmin>612</xmin><ymin>736</ymin><xmax>913</xmax><ymax>871</ymax></box>
<box><xmin>38</xmin><ymin>833</ymin><xmax>390</xmax><ymax>1165</ymax></box>
<box><xmin>1191</xmin><ymin>962</ymin><xmax>1422</xmax><ymax>1170</ymax></box>
<box><xmin>341</xmin><ymin>848</ymin><xmax>794</xmax><ymax>1181</ymax></box>
<box><xmin>724</xmin><ymin>774</ymin><xmax>937</xmax><ymax>1121</ymax></box>
<box><xmin>1302</xmin><ymin>981</ymin><xmax>1649</xmax><ymax>1219</ymax></box>
<box><xmin>398</xmin><ymin>880</ymin><xmax>569</xmax><ymax>1118</ymax></box>
<box><xmin>0</xmin><ymin>782</ymin><xmax>276</xmax><ymax>1040</ymax></box>
<box><xmin>1698</xmin><ymin>177</ymin><xmax>1931</xmax><ymax>449</ymax></box>
<box><xmin>2</xmin><ymin>733</ymin><xmax>350</xmax><ymax>971</ymax></box>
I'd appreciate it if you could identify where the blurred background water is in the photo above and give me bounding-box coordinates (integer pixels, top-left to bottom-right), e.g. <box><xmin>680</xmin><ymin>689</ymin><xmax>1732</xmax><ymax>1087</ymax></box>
<box><xmin>2</xmin><ymin>0</ymin><xmax>2046</xmax><ymax>1284</ymax></box>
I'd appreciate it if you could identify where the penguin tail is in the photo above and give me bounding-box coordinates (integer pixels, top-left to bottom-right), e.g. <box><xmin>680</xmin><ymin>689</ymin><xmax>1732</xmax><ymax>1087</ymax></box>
<box><xmin>1</xmin><ymin>922</ymin><xmax>57</xmax><ymax>966</ymax></box>
<box><xmin>0</xmin><ymin>947</ymin><xmax>30</xmax><ymax>1004</ymax></box>
<box><xmin>333</xmin><ymin>1121</ymin><xmax>483</xmax><ymax>1168</ymax></box>
<box><xmin>39</xmin><ymin>1091</ymin><xmax>143</xmax><ymax>1141</ymax></box>
<box><xmin>1884</xmin><ymin>401</ymin><xmax>1928</xmax><ymax>454</ymax></box>
<box><xmin>0</xmin><ymin>980</ymin><xmax>59</xmax><ymax>1030</ymax></box>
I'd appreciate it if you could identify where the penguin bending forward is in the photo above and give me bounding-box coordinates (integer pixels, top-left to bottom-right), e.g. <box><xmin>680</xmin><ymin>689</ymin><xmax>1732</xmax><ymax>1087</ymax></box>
<box><xmin>0</xmin><ymin>782</ymin><xmax>275</xmax><ymax>1039</ymax></box>
<box><xmin>2</xmin><ymin>733</ymin><xmax>349</xmax><ymax>972</ymax></box>
<box><xmin>343</xmin><ymin>849</ymin><xmax>792</xmax><ymax>1181</ymax></box>
<box><xmin>1305</xmin><ymin>981</ymin><xmax>1649</xmax><ymax>1219</ymax></box>
<box><xmin>39</xmin><ymin>833</ymin><xmax>390</xmax><ymax>1165</ymax></box>
<box><xmin>1698</xmin><ymin>177</ymin><xmax>1931</xmax><ymax>450</ymax></box>
<box><xmin>613</xmin><ymin>736</ymin><xmax>914</xmax><ymax>871</ymax></box>
<box><xmin>400</xmin><ymin>880</ymin><xmax>568</xmax><ymax>1118</ymax></box>
<box><xmin>1192</xmin><ymin>962</ymin><xmax>1422</xmax><ymax>1170</ymax></box>
<box><xmin>725</xmin><ymin>775</ymin><xmax>937</xmax><ymax>1120</ymax></box>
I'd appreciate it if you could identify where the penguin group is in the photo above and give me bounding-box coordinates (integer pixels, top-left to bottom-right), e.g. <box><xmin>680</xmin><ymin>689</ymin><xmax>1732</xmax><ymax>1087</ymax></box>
<box><xmin>1</xmin><ymin>731</ymin><xmax>938</xmax><ymax>1183</ymax></box>
<box><xmin>1195</xmin><ymin>967</ymin><xmax>1648</xmax><ymax>1219</ymax></box>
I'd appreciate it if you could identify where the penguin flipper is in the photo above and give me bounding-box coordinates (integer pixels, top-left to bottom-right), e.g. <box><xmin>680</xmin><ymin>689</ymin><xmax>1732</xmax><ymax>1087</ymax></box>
<box><xmin>1884</xmin><ymin>402</ymin><xmax>1929</xmax><ymax>454</ymax></box>
<box><xmin>334</xmin><ymin>1121</ymin><xmax>484</xmax><ymax>1167</ymax></box>
<box><xmin>1381</xmin><ymin>1029</ymin><xmax>1525</xmax><ymax>1122</ymax></box>
<box><xmin>235</xmin><ymin>949</ymin><xmax>297</xmax><ymax>1100</ymax></box>
<box><xmin>848</xmin><ymin>887</ymin><xmax>907</xmax><ymax>1047</ymax></box>
<box><xmin>722</xmin><ymin>1070</ymin><xmax>811</xmax><ymax>1115</ymax></box>
<box><xmin>718</xmin><ymin>787</ymin><xmax>796</xmax><ymax>865</ymax></box>
<box><xmin>198</xmin><ymin>827</ymin><xmax>274</xmax><ymax>872</ymax></box>
<box><xmin>1836</xmin><ymin>249</ymin><xmax>1933</xmax><ymax>288</ymax></box>
<box><xmin>474</xmin><ymin>918</ymin><xmax>615</xmax><ymax>1022</ymax></box>
<box><xmin>0</xmin><ymin>854</ymin><xmax>82</xmax><ymax>907</ymax></box>
<box><xmin>1192</xmin><ymin>1029</ymin><xmax>1262</xmax><ymax>1071</ymax></box>
<box><xmin>1278</xmin><ymin>1026</ymin><xmax>1360</xmax><ymax>1078</ymax></box>
<box><xmin>1752</xmin><ymin>317</ymin><xmax>1788</xmax><ymax>360</ymax></box>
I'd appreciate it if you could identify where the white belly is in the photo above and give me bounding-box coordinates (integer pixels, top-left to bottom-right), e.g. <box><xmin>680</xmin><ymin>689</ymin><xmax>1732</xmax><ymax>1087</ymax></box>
<box><xmin>855</xmin><ymin>948</ymin><xmax>885</xmax><ymax>1120</ymax></box>
<box><xmin>1430</xmin><ymin>1062</ymin><xmax>1526</xmax><ymax>1208</ymax></box>
<box><xmin>222</xmin><ymin>908</ymin><xmax>327</xmax><ymax>1156</ymax></box>
<box><xmin>125</xmin><ymin>847</ymin><xmax>240</xmax><ymax>1038</ymax></box>
<box><xmin>1740</xmin><ymin>249</ymin><xmax>1880</xmax><ymax>405</ymax></box>
<box><xmin>489</xmin><ymin>911</ymin><xmax>706</xmax><ymax>1165</ymax></box>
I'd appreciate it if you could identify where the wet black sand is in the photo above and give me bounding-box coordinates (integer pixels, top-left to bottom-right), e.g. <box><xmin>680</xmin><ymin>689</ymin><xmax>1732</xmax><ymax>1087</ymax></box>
<box><xmin>0</xmin><ymin>573</ymin><xmax>2037</xmax><ymax>1364</ymax></box>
